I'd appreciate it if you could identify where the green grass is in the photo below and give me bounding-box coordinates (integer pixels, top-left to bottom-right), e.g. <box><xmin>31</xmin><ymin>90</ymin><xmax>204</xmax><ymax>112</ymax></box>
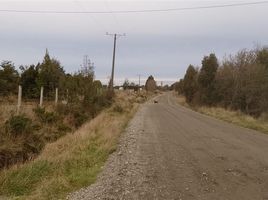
<box><xmin>0</xmin><ymin>136</ymin><xmax>110</xmax><ymax>200</ymax></box>
<box><xmin>0</xmin><ymin>91</ymin><xmax>144</xmax><ymax>200</ymax></box>
<box><xmin>0</xmin><ymin>160</ymin><xmax>52</xmax><ymax>196</ymax></box>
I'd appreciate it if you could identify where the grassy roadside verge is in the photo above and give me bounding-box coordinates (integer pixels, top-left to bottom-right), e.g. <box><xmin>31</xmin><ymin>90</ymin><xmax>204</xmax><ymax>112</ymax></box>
<box><xmin>176</xmin><ymin>94</ymin><xmax>268</xmax><ymax>135</ymax></box>
<box><xmin>0</xmin><ymin>91</ymin><xmax>148</xmax><ymax>200</ymax></box>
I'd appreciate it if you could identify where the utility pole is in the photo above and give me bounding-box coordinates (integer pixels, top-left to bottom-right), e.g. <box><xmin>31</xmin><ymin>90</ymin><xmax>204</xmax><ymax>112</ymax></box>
<box><xmin>137</xmin><ymin>74</ymin><xmax>141</xmax><ymax>87</ymax></box>
<box><xmin>106</xmin><ymin>32</ymin><xmax>125</xmax><ymax>91</ymax></box>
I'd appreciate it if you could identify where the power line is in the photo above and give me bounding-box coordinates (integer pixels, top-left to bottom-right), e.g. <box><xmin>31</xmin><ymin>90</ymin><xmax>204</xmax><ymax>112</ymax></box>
<box><xmin>0</xmin><ymin>1</ymin><xmax>268</xmax><ymax>14</ymax></box>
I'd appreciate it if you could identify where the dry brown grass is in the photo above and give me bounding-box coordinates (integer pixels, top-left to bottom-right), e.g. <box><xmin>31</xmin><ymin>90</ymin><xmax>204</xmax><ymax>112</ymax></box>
<box><xmin>197</xmin><ymin>106</ymin><xmax>268</xmax><ymax>134</ymax></box>
<box><xmin>0</xmin><ymin>99</ymin><xmax>55</xmax><ymax>126</ymax></box>
<box><xmin>176</xmin><ymin>94</ymin><xmax>268</xmax><ymax>134</ymax></box>
<box><xmin>0</xmin><ymin>91</ymin><xmax>148</xmax><ymax>200</ymax></box>
<box><xmin>174</xmin><ymin>92</ymin><xmax>190</xmax><ymax>108</ymax></box>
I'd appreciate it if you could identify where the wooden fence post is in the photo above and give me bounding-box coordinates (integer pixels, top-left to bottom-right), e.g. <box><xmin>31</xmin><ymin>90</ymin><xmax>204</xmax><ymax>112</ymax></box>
<box><xmin>40</xmin><ymin>86</ymin><xmax>44</xmax><ymax>107</ymax></box>
<box><xmin>55</xmin><ymin>88</ymin><xmax>58</xmax><ymax>105</ymax></box>
<box><xmin>17</xmin><ymin>85</ymin><xmax>22</xmax><ymax>114</ymax></box>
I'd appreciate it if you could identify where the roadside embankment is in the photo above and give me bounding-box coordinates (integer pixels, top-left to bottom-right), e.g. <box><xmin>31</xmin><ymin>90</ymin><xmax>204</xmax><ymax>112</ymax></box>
<box><xmin>0</xmin><ymin>91</ymin><xmax>149</xmax><ymax>200</ymax></box>
<box><xmin>176</xmin><ymin>94</ymin><xmax>268</xmax><ymax>135</ymax></box>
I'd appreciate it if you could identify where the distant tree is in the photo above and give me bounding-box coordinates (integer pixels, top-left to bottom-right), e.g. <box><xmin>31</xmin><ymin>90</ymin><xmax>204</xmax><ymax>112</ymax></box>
<box><xmin>180</xmin><ymin>46</ymin><xmax>268</xmax><ymax>116</ymax></box>
<box><xmin>162</xmin><ymin>84</ymin><xmax>170</xmax><ymax>91</ymax></box>
<box><xmin>198</xmin><ymin>53</ymin><xmax>219</xmax><ymax>105</ymax></box>
<box><xmin>93</xmin><ymin>80</ymin><xmax>102</xmax><ymax>89</ymax></box>
<box><xmin>130</xmin><ymin>82</ymin><xmax>136</xmax><ymax>87</ymax></box>
<box><xmin>37</xmin><ymin>49</ymin><xmax>65</xmax><ymax>98</ymax></box>
<box><xmin>183</xmin><ymin>65</ymin><xmax>198</xmax><ymax>103</ymax></box>
<box><xmin>177</xmin><ymin>79</ymin><xmax>184</xmax><ymax>94</ymax></box>
<box><xmin>122</xmin><ymin>79</ymin><xmax>130</xmax><ymax>90</ymax></box>
<box><xmin>0</xmin><ymin>61</ymin><xmax>19</xmax><ymax>96</ymax></box>
<box><xmin>19</xmin><ymin>65</ymin><xmax>39</xmax><ymax>98</ymax></box>
<box><xmin>145</xmin><ymin>75</ymin><xmax>157</xmax><ymax>92</ymax></box>
<box><xmin>256</xmin><ymin>47</ymin><xmax>268</xmax><ymax>69</ymax></box>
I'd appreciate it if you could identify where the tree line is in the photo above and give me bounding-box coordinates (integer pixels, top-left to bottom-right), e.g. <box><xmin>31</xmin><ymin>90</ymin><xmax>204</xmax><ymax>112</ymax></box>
<box><xmin>176</xmin><ymin>47</ymin><xmax>268</xmax><ymax>117</ymax></box>
<box><xmin>0</xmin><ymin>50</ymin><xmax>112</xmax><ymax>169</ymax></box>
<box><xmin>0</xmin><ymin>50</ymin><xmax>105</xmax><ymax>103</ymax></box>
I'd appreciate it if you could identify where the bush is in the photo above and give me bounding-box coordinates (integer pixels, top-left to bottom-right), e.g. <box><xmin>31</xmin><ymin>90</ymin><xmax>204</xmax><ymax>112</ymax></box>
<box><xmin>73</xmin><ymin>109</ymin><xmax>89</xmax><ymax>128</ymax></box>
<box><xmin>55</xmin><ymin>103</ymin><xmax>71</xmax><ymax>115</ymax></box>
<box><xmin>34</xmin><ymin>107</ymin><xmax>58</xmax><ymax>124</ymax></box>
<box><xmin>57</xmin><ymin>123</ymin><xmax>72</xmax><ymax>133</ymax></box>
<box><xmin>113</xmin><ymin>104</ymin><xmax>124</xmax><ymax>113</ymax></box>
<box><xmin>5</xmin><ymin>115</ymin><xmax>33</xmax><ymax>136</ymax></box>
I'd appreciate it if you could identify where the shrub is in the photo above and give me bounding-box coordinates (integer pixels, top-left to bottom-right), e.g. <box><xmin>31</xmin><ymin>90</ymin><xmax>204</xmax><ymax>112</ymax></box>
<box><xmin>73</xmin><ymin>109</ymin><xmax>89</xmax><ymax>128</ymax></box>
<box><xmin>57</xmin><ymin>123</ymin><xmax>72</xmax><ymax>133</ymax></box>
<box><xmin>55</xmin><ymin>103</ymin><xmax>71</xmax><ymax>115</ymax></box>
<box><xmin>5</xmin><ymin>115</ymin><xmax>32</xmax><ymax>136</ymax></box>
<box><xmin>34</xmin><ymin>107</ymin><xmax>58</xmax><ymax>124</ymax></box>
<box><xmin>113</xmin><ymin>104</ymin><xmax>124</xmax><ymax>113</ymax></box>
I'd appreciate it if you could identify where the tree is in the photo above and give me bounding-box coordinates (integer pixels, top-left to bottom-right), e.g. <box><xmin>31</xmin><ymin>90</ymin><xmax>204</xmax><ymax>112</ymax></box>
<box><xmin>176</xmin><ymin>79</ymin><xmax>184</xmax><ymax>94</ymax></box>
<box><xmin>37</xmin><ymin>50</ymin><xmax>65</xmax><ymax>98</ymax></box>
<box><xmin>145</xmin><ymin>75</ymin><xmax>157</xmax><ymax>92</ymax></box>
<box><xmin>19</xmin><ymin>65</ymin><xmax>39</xmax><ymax>98</ymax></box>
<box><xmin>198</xmin><ymin>53</ymin><xmax>219</xmax><ymax>105</ymax></box>
<box><xmin>219</xmin><ymin>49</ymin><xmax>268</xmax><ymax>115</ymax></box>
<box><xmin>256</xmin><ymin>47</ymin><xmax>268</xmax><ymax>69</ymax></box>
<box><xmin>122</xmin><ymin>79</ymin><xmax>130</xmax><ymax>90</ymax></box>
<box><xmin>183</xmin><ymin>65</ymin><xmax>198</xmax><ymax>103</ymax></box>
<box><xmin>0</xmin><ymin>61</ymin><xmax>19</xmax><ymax>96</ymax></box>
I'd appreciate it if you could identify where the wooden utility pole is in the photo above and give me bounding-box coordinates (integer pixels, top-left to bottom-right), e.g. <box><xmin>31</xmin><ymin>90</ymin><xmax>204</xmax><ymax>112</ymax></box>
<box><xmin>106</xmin><ymin>32</ymin><xmax>125</xmax><ymax>91</ymax></box>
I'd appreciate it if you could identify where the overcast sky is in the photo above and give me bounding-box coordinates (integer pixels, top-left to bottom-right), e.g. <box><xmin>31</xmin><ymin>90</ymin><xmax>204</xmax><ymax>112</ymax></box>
<box><xmin>1</xmin><ymin>0</ymin><xmax>268</xmax><ymax>85</ymax></box>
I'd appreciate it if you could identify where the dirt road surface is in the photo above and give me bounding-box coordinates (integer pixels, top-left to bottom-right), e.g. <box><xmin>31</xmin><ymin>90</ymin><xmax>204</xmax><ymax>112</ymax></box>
<box><xmin>68</xmin><ymin>93</ymin><xmax>268</xmax><ymax>200</ymax></box>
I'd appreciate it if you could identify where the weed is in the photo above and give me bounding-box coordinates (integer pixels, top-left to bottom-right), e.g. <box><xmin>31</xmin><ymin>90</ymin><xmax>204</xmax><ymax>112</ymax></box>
<box><xmin>0</xmin><ymin>91</ymin><xmax>146</xmax><ymax>199</ymax></box>
<box><xmin>0</xmin><ymin>160</ymin><xmax>52</xmax><ymax>196</ymax></box>
<box><xmin>34</xmin><ymin>107</ymin><xmax>58</xmax><ymax>124</ymax></box>
<box><xmin>113</xmin><ymin>104</ymin><xmax>124</xmax><ymax>113</ymax></box>
<box><xmin>5</xmin><ymin>115</ymin><xmax>32</xmax><ymax>136</ymax></box>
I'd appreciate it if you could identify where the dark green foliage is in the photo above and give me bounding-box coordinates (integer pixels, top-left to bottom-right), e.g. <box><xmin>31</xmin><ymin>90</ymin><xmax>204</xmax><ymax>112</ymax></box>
<box><xmin>5</xmin><ymin>115</ymin><xmax>33</xmax><ymax>136</ymax></box>
<box><xmin>37</xmin><ymin>50</ymin><xmax>65</xmax><ymax>99</ymax></box>
<box><xmin>0</xmin><ymin>61</ymin><xmax>19</xmax><ymax>96</ymax></box>
<box><xmin>33</xmin><ymin>107</ymin><xmax>58</xmax><ymax>124</ymax></box>
<box><xmin>1</xmin><ymin>115</ymin><xmax>44</xmax><ymax>169</ymax></box>
<box><xmin>256</xmin><ymin>47</ymin><xmax>268</xmax><ymax>69</ymax></box>
<box><xmin>113</xmin><ymin>104</ymin><xmax>124</xmax><ymax>113</ymax></box>
<box><xmin>0</xmin><ymin>49</ymin><xmax>113</xmax><ymax>170</ymax></box>
<box><xmin>122</xmin><ymin>79</ymin><xmax>130</xmax><ymax>90</ymax></box>
<box><xmin>67</xmin><ymin>104</ymin><xmax>90</xmax><ymax>128</ymax></box>
<box><xmin>198</xmin><ymin>53</ymin><xmax>219</xmax><ymax>105</ymax></box>
<box><xmin>19</xmin><ymin>65</ymin><xmax>39</xmax><ymax>99</ymax></box>
<box><xmin>57</xmin><ymin>123</ymin><xmax>72</xmax><ymax>133</ymax></box>
<box><xmin>181</xmin><ymin>47</ymin><xmax>268</xmax><ymax>117</ymax></box>
<box><xmin>183</xmin><ymin>65</ymin><xmax>198</xmax><ymax>103</ymax></box>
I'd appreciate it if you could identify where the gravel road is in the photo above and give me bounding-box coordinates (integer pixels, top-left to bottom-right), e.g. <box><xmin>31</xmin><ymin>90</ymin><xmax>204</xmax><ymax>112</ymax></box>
<box><xmin>68</xmin><ymin>92</ymin><xmax>268</xmax><ymax>200</ymax></box>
